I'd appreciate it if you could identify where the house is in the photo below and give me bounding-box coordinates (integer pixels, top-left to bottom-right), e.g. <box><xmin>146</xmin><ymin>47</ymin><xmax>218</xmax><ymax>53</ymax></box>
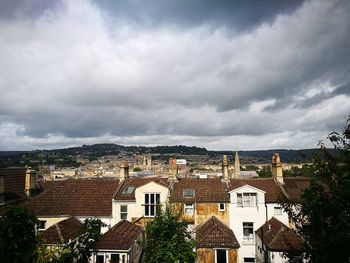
<box><xmin>196</xmin><ymin>216</ymin><xmax>240</xmax><ymax>263</ymax></box>
<box><xmin>92</xmin><ymin>220</ymin><xmax>143</xmax><ymax>263</ymax></box>
<box><xmin>170</xmin><ymin>178</ymin><xmax>230</xmax><ymax>228</ymax></box>
<box><xmin>0</xmin><ymin>167</ymin><xmax>39</xmax><ymax>205</ymax></box>
<box><xmin>39</xmin><ymin>217</ymin><xmax>83</xmax><ymax>247</ymax></box>
<box><xmin>255</xmin><ymin>217</ymin><xmax>306</xmax><ymax>263</ymax></box>
<box><xmin>23</xmin><ymin>178</ymin><xmax>121</xmax><ymax>233</ymax></box>
<box><xmin>112</xmin><ymin>176</ymin><xmax>170</xmax><ymax>226</ymax></box>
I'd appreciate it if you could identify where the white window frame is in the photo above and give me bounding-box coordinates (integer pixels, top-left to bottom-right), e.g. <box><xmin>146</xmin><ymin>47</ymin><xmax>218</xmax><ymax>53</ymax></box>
<box><xmin>215</xmin><ymin>249</ymin><xmax>228</xmax><ymax>263</ymax></box>
<box><xmin>184</xmin><ymin>203</ymin><xmax>194</xmax><ymax>215</ymax></box>
<box><xmin>38</xmin><ymin>220</ymin><xmax>47</xmax><ymax>231</ymax></box>
<box><xmin>243</xmin><ymin>257</ymin><xmax>255</xmax><ymax>263</ymax></box>
<box><xmin>219</xmin><ymin>203</ymin><xmax>225</xmax><ymax>211</ymax></box>
<box><xmin>144</xmin><ymin>193</ymin><xmax>160</xmax><ymax>217</ymax></box>
<box><xmin>237</xmin><ymin>193</ymin><xmax>257</xmax><ymax>207</ymax></box>
<box><xmin>274</xmin><ymin>206</ymin><xmax>282</xmax><ymax>215</ymax></box>
<box><xmin>243</xmin><ymin>222</ymin><xmax>254</xmax><ymax>242</ymax></box>
<box><xmin>120</xmin><ymin>205</ymin><xmax>128</xmax><ymax>220</ymax></box>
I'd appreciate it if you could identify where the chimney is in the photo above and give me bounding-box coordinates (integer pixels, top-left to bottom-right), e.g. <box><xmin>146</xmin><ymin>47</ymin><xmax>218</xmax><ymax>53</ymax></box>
<box><xmin>234</xmin><ymin>151</ymin><xmax>241</xmax><ymax>178</ymax></box>
<box><xmin>272</xmin><ymin>153</ymin><xmax>284</xmax><ymax>185</ymax></box>
<box><xmin>119</xmin><ymin>163</ymin><xmax>129</xmax><ymax>181</ymax></box>
<box><xmin>25</xmin><ymin>168</ymin><xmax>37</xmax><ymax>197</ymax></box>
<box><xmin>222</xmin><ymin>155</ymin><xmax>229</xmax><ymax>180</ymax></box>
<box><xmin>168</xmin><ymin>158</ymin><xmax>177</xmax><ymax>180</ymax></box>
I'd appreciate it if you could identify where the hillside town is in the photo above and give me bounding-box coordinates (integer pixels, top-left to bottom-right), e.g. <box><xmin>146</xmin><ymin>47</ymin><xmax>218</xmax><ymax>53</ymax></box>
<box><xmin>1</xmin><ymin>151</ymin><xmax>309</xmax><ymax>263</ymax></box>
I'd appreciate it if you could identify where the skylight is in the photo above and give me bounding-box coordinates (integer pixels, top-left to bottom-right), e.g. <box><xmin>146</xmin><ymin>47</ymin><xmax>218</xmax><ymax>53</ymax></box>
<box><xmin>121</xmin><ymin>186</ymin><xmax>135</xmax><ymax>195</ymax></box>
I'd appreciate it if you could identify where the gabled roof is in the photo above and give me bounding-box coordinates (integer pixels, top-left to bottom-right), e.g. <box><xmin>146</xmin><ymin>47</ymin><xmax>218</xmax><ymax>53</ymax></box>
<box><xmin>23</xmin><ymin>179</ymin><xmax>121</xmax><ymax>217</ymax></box>
<box><xmin>171</xmin><ymin>178</ymin><xmax>229</xmax><ymax>203</ymax></box>
<box><xmin>39</xmin><ymin>217</ymin><xmax>82</xmax><ymax>245</ymax></box>
<box><xmin>228</xmin><ymin>178</ymin><xmax>286</xmax><ymax>203</ymax></box>
<box><xmin>114</xmin><ymin>177</ymin><xmax>169</xmax><ymax>201</ymax></box>
<box><xmin>282</xmin><ymin>177</ymin><xmax>311</xmax><ymax>201</ymax></box>
<box><xmin>196</xmin><ymin>216</ymin><xmax>240</xmax><ymax>249</ymax></box>
<box><xmin>255</xmin><ymin>217</ymin><xmax>306</xmax><ymax>252</ymax></box>
<box><xmin>96</xmin><ymin>220</ymin><xmax>143</xmax><ymax>250</ymax></box>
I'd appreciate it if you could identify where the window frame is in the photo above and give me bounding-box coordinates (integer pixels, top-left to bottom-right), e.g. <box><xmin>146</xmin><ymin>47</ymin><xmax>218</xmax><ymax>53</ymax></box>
<box><xmin>184</xmin><ymin>203</ymin><xmax>194</xmax><ymax>215</ymax></box>
<box><xmin>183</xmin><ymin>188</ymin><xmax>195</xmax><ymax>197</ymax></box>
<box><xmin>38</xmin><ymin>220</ymin><xmax>47</xmax><ymax>231</ymax></box>
<box><xmin>120</xmin><ymin>205</ymin><xmax>128</xmax><ymax>220</ymax></box>
<box><xmin>144</xmin><ymin>193</ymin><xmax>160</xmax><ymax>217</ymax></box>
<box><xmin>243</xmin><ymin>222</ymin><xmax>254</xmax><ymax>242</ymax></box>
<box><xmin>215</xmin><ymin>249</ymin><xmax>228</xmax><ymax>263</ymax></box>
<box><xmin>219</xmin><ymin>203</ymin><xmax>225</xmax><ymax>211</ymax></box>
<box><xmin>274</xmin><ymin>206</ymin><xmax>282</xmax><ymax>215</ymax></box>
<box><xmin>237</xmin><ymin>193</ymin><xmax>257</xmax><ymax>207</ymax></box>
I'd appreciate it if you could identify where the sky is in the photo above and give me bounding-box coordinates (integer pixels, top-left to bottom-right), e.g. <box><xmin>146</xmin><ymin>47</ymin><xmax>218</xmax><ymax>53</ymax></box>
<box><xmin>0</xmin><ymin>0</ymin><xmax>349</xmax><ymax>151</ymax></box>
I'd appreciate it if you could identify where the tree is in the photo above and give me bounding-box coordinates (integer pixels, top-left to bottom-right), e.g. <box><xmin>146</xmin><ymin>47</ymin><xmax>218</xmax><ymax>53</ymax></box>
<box><xmin>0</xmin><ymin>206</ymin><xmax>39</xmax><ymax>263</ymax></box>
<box><xmin>258</xmin><ymin>165</ymin><xmax>272</xmax><ymax>177</ymax></box>
<box><xmin>142</xmin><ymin>204</ymin><xmax>196</xmax><ymax>263</ymax></box>
<box><xmin>282</xmin><ymin>116</ymin><xmax>350</xmax><ymax>262</ymax></box>
<box><xmin>63</xmin><ymin>218</ymin><xmax>106</xmax><ymax>263</ymax></box>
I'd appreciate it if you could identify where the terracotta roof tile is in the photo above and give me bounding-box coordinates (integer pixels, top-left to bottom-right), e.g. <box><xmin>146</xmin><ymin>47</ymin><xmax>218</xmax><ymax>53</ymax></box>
<box><xmin>171</xmin><ymin>178</ymin><xmax>229</xmax><ymax>203</ymax></box>
<box><xmin>256</xmin><ymin>217</ymin><xmax>306</xmax><ymax>252</ymax></box>
<box><xmin>196</xmin><ymin>216</ymin><xmax>240</xmax><ymax>249</ymax></box>
<box><xmin>40</xmin><ymin>217</ymin><xmax>82</xmax><ymax>245</ymax></box>
<box><xmin>228</xmin><ymin>178</ymin><xmax>286</xmax><ymax>203</ymax></box>
<box><xmin>23</xmin><ymin>179</ymin><xmax>120</xmax><ymax>217</ymax></box>
<box><xmin>114</xmin><ymin>177</ymin><xmax>169</xmax><ymax>201</ymax></box>
<box><xmin>96</xmin><ymin>220</ymin><xmax>143</xmax><ymax>250</ymax></box>
<box><xmin>282</xmin><ymin>177</ymin><xmax>311</xmax><ymax>201</ymax></box>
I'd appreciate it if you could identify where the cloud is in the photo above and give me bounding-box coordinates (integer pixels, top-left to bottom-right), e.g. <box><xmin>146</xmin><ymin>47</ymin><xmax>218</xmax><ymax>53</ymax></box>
<box><xmin>0</xmin><ymin>0</ymin><xmax>349</xmax><ymax>150</ymax></box>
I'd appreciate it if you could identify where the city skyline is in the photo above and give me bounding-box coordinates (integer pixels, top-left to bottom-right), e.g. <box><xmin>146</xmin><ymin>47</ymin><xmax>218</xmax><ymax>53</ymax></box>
<box><xmin>0</xmin><ymin>0</ymin><xmax>349</xmax><ymax>151</ymax></box>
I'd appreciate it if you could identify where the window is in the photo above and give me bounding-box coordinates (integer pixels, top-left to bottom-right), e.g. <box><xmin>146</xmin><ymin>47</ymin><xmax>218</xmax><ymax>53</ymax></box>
<box><xmin>243</xmin><ymin>222</ymin><xmax>254</xmax><ymax>241</ymax></box>
<box><xmin>96</xmin><ymin>255</ymin><xmax>104</xmax><ymax>263</ymax></box>
<box><xmin>216</xmin><ymin>249</ymin><xmax>227</xmax><ymax>263</ymax></box>
<box><xmin>243</xmin><ymin>258</ymin><xmax>255</xmax><ymax>263</ymax></box>
<box><xmin>111</xmin><ymin>254</ymin><xmax>120</xmax><ymax>263</ymax></box>
<box><xmin>144</xmin><ymin>193</ymin><xmax>160</xmax><ymax>217</ymax></box>
<box><xmin>237</xmin><ymin>193</ymin><xmax>257</xmax><ymax>207</ymax></box>
<box><xmin>183</xmin><ymin>189</ymin><xmax>195</xmax><ymax>197</ymax></box>
<box><xmin>274</xmin><ymin>206</ymin><xmax>282</xmax><ymax>215</ymax></box>
<box><xmin>120</xmin><ymin>205</ymin><xmax>128</xmax><ymax>220</ymax></box>
<box><xmin>121</xmin><ymin>186</ymin><xmax>135</xmax><ymax>195</ymax></box>
<box><xmin>184</xmin><ymin>204</ymin><xmax>194</xmax><ymax>215</ymax></box>
<box><xmin>219</xmin><ymin>203</ymin><xmax>225</xmax><ymax>211</ymax></box>
<box><xmin>38</xmin><ymin>220</ymin><xmax>46</xmax><ymax>230</ymax></box>
<box><xmin>122</xmin><ymin>255</ymin><xmax>126</xmax><ymax>263</ymax></box>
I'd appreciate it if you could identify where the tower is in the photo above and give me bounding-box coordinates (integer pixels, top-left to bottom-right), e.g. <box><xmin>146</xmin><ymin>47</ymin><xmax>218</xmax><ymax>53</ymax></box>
<box><xmin>234</xmin><ymin>151</ymin><xmax>241</xmax><ymax>178</ymax></box>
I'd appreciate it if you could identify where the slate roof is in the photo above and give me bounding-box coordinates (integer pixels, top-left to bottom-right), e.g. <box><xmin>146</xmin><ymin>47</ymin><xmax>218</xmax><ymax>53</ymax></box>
<box><xmin>171</xmin><ymin>178</ymin><xmax>229</xmax><ymax>203</ymax></box>
<box><xmin>114</xmin><ymin>177</ymin><xmax>169</xmax><ymax>201</ymax></box>
<box><xmin>96</xmin><ymin>220</ymin><xmax>143</xmax><ymax>250</ymax></box>
<box><xmin>228</xmin><ymin>178</ymin><xmax>286</xmax><ymax>203</ymax></box>
<box><xmin>40</xmin><ymin>217</ymin><xmax>82</xmax><ymax>245</ymax></box>
<box><xmin>256</xmin><ymin>217</ymin><xmax>306</xmax><ymax>252</ymax></box>
<box><xmin>23</xmin><ymin>179</ymin><xmax>120</xmax><ymax>217</ymax></box>
<box><xmin>282</xmin><ymin>177</ymin><xmax>311</xmax><ymax>201</ymax></box>
<box><xmin>196</xmin><ymin>216</ymin><xmax>240</xmax><ymax>249</ymax></box>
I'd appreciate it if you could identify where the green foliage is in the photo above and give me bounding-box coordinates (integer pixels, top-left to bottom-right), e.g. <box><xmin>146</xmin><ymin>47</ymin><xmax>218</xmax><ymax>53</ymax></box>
<box><xmin>133</xmin><ymin>166</ymin><xmax>142</xmax><ymax>172</ymax></box>
<box><xmin>282</xmin><ymin>116</ymin><xmax>350</xmax><ymax>263</ymax></box>
<box><xmin>283</xmin><ymin>164</ymin><xmax>314</xmax><ymax>177</ymax></box>
<box><xmin>142</xmin><ymin>204</ymin><xmax>196</xmax><ymax>263</ymax></box>
<box><xmin>258</xmin><ymin>166</ymin><xmax>272</xmax><ymax>177</ymax></box>
<box><xmin>63</xmin><ymin>218</ymin><xmax>106</xmax><ymax>263</ymax></box>
<box><xmin>0</xmin><ymin>206</ymin><xmax>39</xmax><ymax>263</ymax></box>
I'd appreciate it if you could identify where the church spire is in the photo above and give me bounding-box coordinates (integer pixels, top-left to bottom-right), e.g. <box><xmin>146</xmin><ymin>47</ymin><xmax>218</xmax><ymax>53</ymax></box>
<box><xmin>234</xmin><ymin>150</ymin><xmax>240</xmax><ymax>178</ymax></box>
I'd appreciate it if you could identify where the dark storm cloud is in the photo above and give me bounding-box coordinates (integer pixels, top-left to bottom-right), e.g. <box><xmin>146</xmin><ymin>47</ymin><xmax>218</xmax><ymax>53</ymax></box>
<box><xmin>0</xmin><ymin>0</ymin><xmax>349</xmax><ymax>151</ymax></box>
<box><xmin>0</xmin><ymin>0</ymin><xmax>63</xmax><ymax>20</ymax></box>
<box><xmin>95</xmin><ymin>0</ymin><xmax>305</xmax><ymax>31</ymax></box>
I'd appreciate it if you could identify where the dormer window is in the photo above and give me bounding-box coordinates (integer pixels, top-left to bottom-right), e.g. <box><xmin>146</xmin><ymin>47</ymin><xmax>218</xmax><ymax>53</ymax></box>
<box><xmin>237</xmin><ymin>193</ymin><xmax>257</xmax><ymax>207</ymax></box>
<box><xmin>183</xmin><ymin>189</ymin><xmax>195</xmax><ymax>197</ymax></box>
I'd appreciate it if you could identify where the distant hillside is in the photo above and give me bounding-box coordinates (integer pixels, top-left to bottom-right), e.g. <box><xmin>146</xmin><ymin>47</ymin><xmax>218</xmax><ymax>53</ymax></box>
<box><xmin>0</xmin><ymin>143</ymin><xmax>337</xmax><ymax>168</ymax></box>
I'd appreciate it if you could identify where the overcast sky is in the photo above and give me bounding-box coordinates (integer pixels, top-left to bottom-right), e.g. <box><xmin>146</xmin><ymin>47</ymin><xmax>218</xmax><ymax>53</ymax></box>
<box><xmin>0</xmin><ymin>0</ymin><xmax>349</xmax><ymax>151</ymax></box>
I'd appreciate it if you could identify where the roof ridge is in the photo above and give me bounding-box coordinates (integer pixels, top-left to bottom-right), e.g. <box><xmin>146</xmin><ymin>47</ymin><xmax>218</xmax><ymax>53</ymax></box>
<box><xmin>55</xmin><ymin>223</ymin><xmax>65</xmax><ymax>244</ymax></box>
